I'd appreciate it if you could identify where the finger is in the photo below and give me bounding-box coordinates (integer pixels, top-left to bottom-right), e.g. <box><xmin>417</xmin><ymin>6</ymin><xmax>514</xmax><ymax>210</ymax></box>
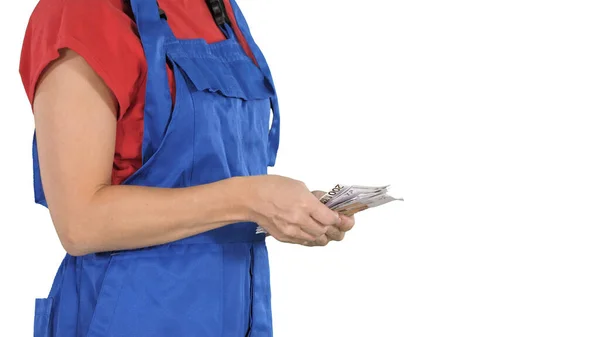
<box><xmin>325</xmin><ymin>226</ymin><xmax>344</xmax><ymax>241</ymax></box>
<box><xmin>336</xmin><ymin>214</ymin><xmax>355</xmax><ymax>232</ymax></box>
<box><xmin>310</xmin><ymin>202</ymin><xmax>341</xmax><ymax>227</ymax></box>
<box><xmin>311</xmin><ymin>190</ymin><xmax>327</xmax><ymax>199</ymax></box>
<box><xmin>291</xmin><ymin>227</ymin><xmax>320</xmax><ymax>243</ymax></box>
<box><xmin>313</xmin><ymin>234</ymin><xmax>330</xmax><ymax>247</ymax></box>
<box><xmin>277</xmin><ymin>226</ymin><xmax>317</xmax><ymax>244</ymax></box>
<box><xmin>299</xmin><ymin>215</ymin><xmax>330</xmax><ymax>238</ymax></box>
<box><xmin>303</xmin><ymin>234</ymin><xmax>330</xmax><ymax>247</ymax></box>
<box><xmin>268</xmin><ymin>227</ymin><xmax>297</xmax><ymax>244</ymax></box>
<box><xmin>301</xmin><ymin>240</ymin><xmax>316</xmax><ymax>247</ymax></box>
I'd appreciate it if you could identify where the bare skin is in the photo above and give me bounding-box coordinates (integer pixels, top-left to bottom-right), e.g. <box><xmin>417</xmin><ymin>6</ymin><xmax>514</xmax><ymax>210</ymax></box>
<box><xmin>33</xmin><ymin>49</ymin><xmax>353</xmax><ymax>256</ymax></box>
<box><xmin>306</xmin><ymin>191</ymin><xmax>355</xmax><ymax>246</ymax></box>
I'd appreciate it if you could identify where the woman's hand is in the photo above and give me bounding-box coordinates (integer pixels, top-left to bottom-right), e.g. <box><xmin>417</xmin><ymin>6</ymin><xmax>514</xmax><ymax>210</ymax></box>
<box><xmin>300</xmin><ymin>191</ymin><xmax>356</xmax><ymax>247</ymax></box>
<box><xmin>243</xmin><ymin>176</ymin><xmax>342</xmax><ymax>244</ymax></box>
<box><xmin>302</xmin><ymin>214</ymin><xmax>355</xmax><ymax>247</ymax></box>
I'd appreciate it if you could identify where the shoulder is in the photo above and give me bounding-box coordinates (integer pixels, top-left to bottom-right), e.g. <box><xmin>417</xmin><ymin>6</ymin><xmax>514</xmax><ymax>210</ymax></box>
<box><xmin>20</xmin><ymin>0</ymin><xmax>146</xmax><ymax>117</ymax></box>
<box><xmin>26</xmin><ymin>0</ymin><xmax>135</xmax><ymax>37</ymax></box>
<box><xmin>24</xmin><ymin>0</ymin><xmax>138</xmax><ymax>52</ymax></box>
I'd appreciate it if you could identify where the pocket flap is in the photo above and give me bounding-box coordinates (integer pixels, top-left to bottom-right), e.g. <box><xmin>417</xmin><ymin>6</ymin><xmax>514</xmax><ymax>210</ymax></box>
<box><xmin>168</xmin><ymin>50</ymin><xmax>274</xmax><ymax>101</ymax></box>
<box><xmin>34</xmin><ymin>297</ymin><xmax>53</xmax><ymax>337</ymax></box>
<box><xmin>35</xmin><ymin>297</ymin><xmax>53</xmax><ymax>316</ymax></box>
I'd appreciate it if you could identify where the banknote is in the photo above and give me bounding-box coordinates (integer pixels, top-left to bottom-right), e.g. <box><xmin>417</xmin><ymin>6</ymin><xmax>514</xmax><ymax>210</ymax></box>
<box><xmin>332</xmin><ymin>194</ymin><xmax>401</xmax><ymax>216</ymax></box>
<box><xmin>256</xmin><ymin>184</ymin><xmax>402</xmax><ymax>234</ymax></box>
<box><xmin>320</xmin><ymin>184</ymin><xmax>389</xmax><ymax>207</ymax></box>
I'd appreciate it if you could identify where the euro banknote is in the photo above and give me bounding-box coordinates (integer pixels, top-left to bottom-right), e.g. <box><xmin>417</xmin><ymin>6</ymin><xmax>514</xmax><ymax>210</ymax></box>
<box><xmin>256</xmin><ymin>184</ymin><xmax>402</xmax><ymax>234</ymax></box>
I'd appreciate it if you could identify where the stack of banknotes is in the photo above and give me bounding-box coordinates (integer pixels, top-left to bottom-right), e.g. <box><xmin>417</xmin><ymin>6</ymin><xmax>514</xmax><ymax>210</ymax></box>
<box><xmin>256</xmin><ymin>184</ymin><xmax>403</xmax><ymax>234</ymax></box>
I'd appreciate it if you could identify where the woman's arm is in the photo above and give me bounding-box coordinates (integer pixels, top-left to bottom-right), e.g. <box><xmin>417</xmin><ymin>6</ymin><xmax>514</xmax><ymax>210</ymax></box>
<box><xmin>34</xmin><ymin>49</ymin><xmax>340</xmax><ymax>256</ymax></box>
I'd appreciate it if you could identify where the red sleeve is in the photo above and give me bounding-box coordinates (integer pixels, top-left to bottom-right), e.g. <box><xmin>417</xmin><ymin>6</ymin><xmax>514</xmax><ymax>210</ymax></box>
<box><xmin>19</xmin><ymin>0</ymin><xmax>146</xmax><ymax>119</ymax></box>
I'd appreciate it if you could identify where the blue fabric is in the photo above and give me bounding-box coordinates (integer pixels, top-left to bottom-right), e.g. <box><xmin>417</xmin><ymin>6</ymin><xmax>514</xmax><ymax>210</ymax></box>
<box><xmin>32</xmin><ymin>1</ymin><xmax>279</xmax><ymax>335</ymax></box>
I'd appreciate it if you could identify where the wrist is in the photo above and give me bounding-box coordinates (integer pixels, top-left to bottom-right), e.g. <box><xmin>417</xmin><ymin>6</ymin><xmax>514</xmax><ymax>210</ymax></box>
<box><xmin>224</xmin><ymin>176</ymin><xmax>261</xmax><ymax>223</ymax></box>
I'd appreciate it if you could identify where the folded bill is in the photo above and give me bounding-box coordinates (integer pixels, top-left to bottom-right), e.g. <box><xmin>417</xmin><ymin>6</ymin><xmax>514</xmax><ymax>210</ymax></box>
<box><xmin>331</xmin><ymin>194</ymin><xmax>401</xmax><ymax>217</ymax></box>
<box><xmin>321</xmin><ymin>184</ymin><xmax>389</xmax><ymax>207</ymax></box>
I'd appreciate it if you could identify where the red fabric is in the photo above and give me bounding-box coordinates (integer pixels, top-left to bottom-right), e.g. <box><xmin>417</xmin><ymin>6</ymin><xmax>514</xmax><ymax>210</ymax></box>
<box><xmin>20</xmin><ymin>0</ymin><xmax>256</xmax><ymax>185</ymax></box>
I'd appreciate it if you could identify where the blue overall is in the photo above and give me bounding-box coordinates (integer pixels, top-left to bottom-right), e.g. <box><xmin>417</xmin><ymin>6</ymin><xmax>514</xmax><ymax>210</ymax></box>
<box><xmin>32</xmin><ymin>0</ymin><xmax>280</xmax><ymax>335</ymax></box>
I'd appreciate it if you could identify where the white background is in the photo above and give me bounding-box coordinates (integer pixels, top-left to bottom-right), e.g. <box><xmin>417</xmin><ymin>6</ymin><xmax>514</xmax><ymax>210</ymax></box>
<box><xmin>1</xmin><ymin>0</ymin><xmax>599</xmax><ymax>336</ymax></box>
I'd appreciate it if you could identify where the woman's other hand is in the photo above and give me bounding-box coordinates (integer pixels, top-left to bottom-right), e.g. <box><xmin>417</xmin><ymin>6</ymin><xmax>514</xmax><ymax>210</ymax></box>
<box><xmin>300</xmin><ymin>191</ymin><xmax>355</xmax><ymax>247</ymax></box>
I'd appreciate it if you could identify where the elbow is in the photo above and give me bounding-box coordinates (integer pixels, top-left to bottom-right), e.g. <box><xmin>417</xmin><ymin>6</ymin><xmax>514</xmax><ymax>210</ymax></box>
<box><xmin>60</xmin><ymin>233</ymin><xmax>90</xmax><ymax>257</ymax></box>
<box><xmin>54</xmin><ymin>216</ymin><xmax>94</xmax><ymax>257</ymax></box>
<box><xmin>45</xmin><ymin>185</ymin><xmax>113</xmax><ymax>256</ymax></box>
<box><xmin>49</xmin><ymin>190</ymin><xmax>110</xmax><ymax>256</ymax></box>
<box><xmin>59</xmin><ymin>226</ymin><xmax>91</xmax><ymax>256</ymax></box>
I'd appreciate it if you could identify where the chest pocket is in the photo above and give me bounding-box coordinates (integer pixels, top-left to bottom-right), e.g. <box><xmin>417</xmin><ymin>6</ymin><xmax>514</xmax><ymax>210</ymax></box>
<box><xmin>167</xmin><ymin>45</ymin><xmax>275</xmax><ymax>182</ymax></box>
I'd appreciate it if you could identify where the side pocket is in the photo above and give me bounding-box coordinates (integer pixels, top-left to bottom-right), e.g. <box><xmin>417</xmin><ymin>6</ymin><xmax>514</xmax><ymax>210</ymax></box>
<box><xmin>33</xmin><ymin>297</ymin><xmax>53</xmax><ymax>337</ymax></box>
<box><xmin>86</xmin><ymin>256</ymin><xmax>128</xmax><ymax>337</ymax></box>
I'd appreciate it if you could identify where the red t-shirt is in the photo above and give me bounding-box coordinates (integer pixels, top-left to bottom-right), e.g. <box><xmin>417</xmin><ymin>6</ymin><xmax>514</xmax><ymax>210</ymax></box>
<box><xmin>20</xmin><ymin>0</ymin><xmax>256</xmax><ymax>185</ymax></box>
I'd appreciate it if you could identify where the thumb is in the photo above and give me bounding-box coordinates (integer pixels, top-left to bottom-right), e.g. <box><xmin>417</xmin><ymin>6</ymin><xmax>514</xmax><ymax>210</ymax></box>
<box><xmin>311</xmin><ymin>190</ymin><xmax>327</xmax><ymax>199</ymax></box>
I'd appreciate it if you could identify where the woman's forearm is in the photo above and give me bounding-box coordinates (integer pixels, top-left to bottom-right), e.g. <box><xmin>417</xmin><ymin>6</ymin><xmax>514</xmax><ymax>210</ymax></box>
<box><xmin>58</xmin><ymin>176</ymin><xmax>253</xmax><ymax>256</ymax></box>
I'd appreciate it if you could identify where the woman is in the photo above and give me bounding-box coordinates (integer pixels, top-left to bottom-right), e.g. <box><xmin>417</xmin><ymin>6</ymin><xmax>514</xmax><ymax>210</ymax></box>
<box><xmin>20</xmin><ymin>0</ymin><xmax>355</xmax><ymax>336</ymax></box>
